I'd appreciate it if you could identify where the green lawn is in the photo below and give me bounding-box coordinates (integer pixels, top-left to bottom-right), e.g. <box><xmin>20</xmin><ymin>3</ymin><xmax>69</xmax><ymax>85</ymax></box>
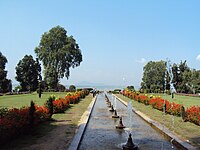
<box><xmin>147</xmin><ymin>93</ymin><xmax>200</xmax><ymax>108</ymax></box>
<box><xmin>116</xmin><ymin>94</ymin><xmax>200</xmax><ymax>149</ymax></box>
<box><xmin>0</xmin><ymin>92</ymin><xmax>67</xmax><ymax>108</ymax></box>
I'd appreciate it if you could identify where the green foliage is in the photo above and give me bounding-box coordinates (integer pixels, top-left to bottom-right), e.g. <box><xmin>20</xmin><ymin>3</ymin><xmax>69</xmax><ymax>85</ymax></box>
<box><xmin>45</xmin><ymin>95</ymin><xmax>56</xmax><ymax>118</ymax></box>
<box><xmin>14</xmin><ymin>85</ymin><xmax>22</xmax><ymax>92</ymax></box>
<box><xmin>141</xmin><ymin>60</ymin><xmax>166</xmax><ymax>93</ymax></box>
<box><xmin>57</xmin><ymin>83</ymin><xmax>66</xmax><ymax>92</ymax></box>
<box><xmin>0</xmin><ymin>52</ymin><xmax>7</xmax><ymax>80</ymax></box>
<box><xmin>15</xmin><ymin>55</ymin><xmax>41</xmax><ymax>92</ymax></box>
<box><xmin>126</xmin><ymin>86</ymin><xmax>135</xmax><ymax>91</ymax></box>
<box><xmin>1</xmin><ymin>79</ymin><xmax>12</xmax><ymax>93</ymax></box>
<box><xmin>76</xmin><ymin>88</ymin><xmax>82</xmax><ymax>91</ymax></box>
<box><xmin>112</xmin><ymin>89</ymin><xmax>121</xmax><ymax>94</ymax></box>
<box><xmin>141</xmin><ymin>60</ymin><xmax>200</xmax><ymax>94</ymax></box>
<box><xmin>35</xmin><ymin>26</ymin><xmax>82</xmax><ymax>89</ymax></box>
<box><xmin>0</xmin><ymin>52</ymin><xmax>11</xmax><ymax>93</ymax></box>
<box><xmin>69</xmin><ymin>85</ymin><xmax>76</xmax><ymax>92</ymax></box>
<box><xmin>172</xmin><ymin>61</ymin><xmax>200</xmax><ymax>93</ymax></box>
<box><xmin>0</xmin><ymin>107</ymin><xmax>8</xmax><ymax>118</ymax></box>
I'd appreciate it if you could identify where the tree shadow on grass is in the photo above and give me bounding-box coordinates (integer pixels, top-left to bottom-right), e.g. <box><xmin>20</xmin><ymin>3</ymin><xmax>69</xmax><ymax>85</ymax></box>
<box><xmin>1</xmin><ymin>120</ymin><xmax>77</xmax><ymax>150</ymax></box>
<box><xmin>1</xmin><ymin>120</ymin><xmax>56</xmax><ymax>150</ymax></box>
<box><xmin>189</xmin><ymin>136</ymin><xmax>200</xmax><ymax>149</ymax></box>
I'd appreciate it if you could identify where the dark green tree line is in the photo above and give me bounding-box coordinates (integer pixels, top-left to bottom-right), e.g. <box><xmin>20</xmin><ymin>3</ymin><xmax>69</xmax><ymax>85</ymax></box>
<box><xmin>141</xmin><ymin>60</ymin><xmax>200</xmax><ymax>93</ymax></box>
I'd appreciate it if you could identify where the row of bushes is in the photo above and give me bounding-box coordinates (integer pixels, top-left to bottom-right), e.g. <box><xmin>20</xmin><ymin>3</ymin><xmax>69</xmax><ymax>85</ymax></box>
<box><xmin>0</xmin><ymin>90</ymin><xmax>89</xmax><ymax>145</ymax></box>
<box><xmin>122</xmin><ymin>90</ymin><xmax>200</xmax><ymax>126</ymax></box>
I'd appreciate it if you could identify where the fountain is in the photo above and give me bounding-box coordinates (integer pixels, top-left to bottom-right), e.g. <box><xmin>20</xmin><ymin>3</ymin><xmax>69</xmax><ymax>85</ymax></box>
<box><xmin>116</xmin><ymin>117</ymin><xmax>126</xmax><ymax>129</ymax></box>
<box><xmin>165</xmin><ymin>58</ymin><xmax>177</xmax><ymax>149</ymax></box>
<box><xmin>112</xmin><ymin>109</ymin><xmax>119</xmax><ymax>118</ymax></box>
<box><xmin>109</xmin><ymin>105</ymin><xmax>114</xmax><ymax>112</ymax></box>
<box><xmin>122</xmin><ymin>133</ymin><xmax>138</xmax><ymax>150</ymax></box>
<box><xmin>107</xmin><ymin>101</ymin><xmax>111</xmax><ymax>108</ymax></box>
<box><xmin>105</xmin><ymin>93</ymin><xmax>110</xmax><ymax>102</ymax></box>
<box><xmin>122</xmin><ymin>101</ymin><xmax>138</xmax><ymax>150</ymax></box>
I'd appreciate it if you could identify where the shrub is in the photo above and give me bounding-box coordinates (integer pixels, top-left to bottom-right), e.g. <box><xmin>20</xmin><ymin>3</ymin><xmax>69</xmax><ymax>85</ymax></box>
<box><xmin>45</xmin><ymin>95</ymin><xmax>56</xmax><ymax>118</ymax></box>
<box><xmin>53</xmin><ymin>98</ymin><xmax>70</xmax><ymax>113</ymax></box>
<box><xmin>0</xmin><ymin>107</ymin><xmax>8</xmax><ymax>118</ymax></box>
<box><xmin>35</xmin><ymin>105</ymin><xmax>49</xmax><ymax>122</ymax></box>
<box><xmin>185</xmin><ymin>106</ymin><xmax>200</xmax><ymax>126</ymax></box>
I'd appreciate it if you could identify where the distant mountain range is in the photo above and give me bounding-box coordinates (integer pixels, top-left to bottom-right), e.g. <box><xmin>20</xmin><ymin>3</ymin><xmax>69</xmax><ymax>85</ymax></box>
<box><xmin>13</xmin><ymin>81</ymin><xmax>140</xmax><ymax>90</ymax></box>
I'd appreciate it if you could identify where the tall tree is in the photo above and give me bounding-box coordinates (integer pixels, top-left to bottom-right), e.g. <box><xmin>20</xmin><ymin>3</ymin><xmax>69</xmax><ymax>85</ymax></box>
<box><xmin>141</xmin><ymin>61</ymin><xmax>166</xmax><ymax>93</ymax></box>
<box><xmin>35</xmin><ymin>26</ymin><xmax>82</xmax><ymax>89</ymax></box>
<box><xmin>172</xmin><ymin>60</ymin><xmax>191</xmax><ymax>93</ymax></box>
<box><xmin>15</xmin><ymin>55</ymin><xmax>41</xmax><ymax>91</ymax></box>
<box><xmin>0</xmin><ymin>52</ymin><xmax>11</xmax><ymax>93</ymax></box>
<box><xmin>191</xmin><ymin>70</ymin><xmax>200</xmax><ymax>93</ymax></box>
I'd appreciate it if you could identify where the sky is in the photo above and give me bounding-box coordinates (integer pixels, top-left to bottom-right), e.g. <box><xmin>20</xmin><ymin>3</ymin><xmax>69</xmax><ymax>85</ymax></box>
<box><xmin>0</xmin><ymin>0</ymin><xmax>200</xmax><ymax>87</ymax></box>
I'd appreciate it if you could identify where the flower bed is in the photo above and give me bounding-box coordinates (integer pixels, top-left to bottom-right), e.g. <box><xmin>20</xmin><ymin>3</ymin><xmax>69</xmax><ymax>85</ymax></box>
<box><xmin>185</xmin><ymin>106</ymin><xmax>200</xmax><ymax>126</ymax></box>
<box><xmin>122</xmin><ymin>90</ymin><xmax>200</xmax><ymax>126</ymax></box>
<box><xmin>0</xmin><ymin>90</ymin><xmax>89</xmax><ymax>145</ymax></box>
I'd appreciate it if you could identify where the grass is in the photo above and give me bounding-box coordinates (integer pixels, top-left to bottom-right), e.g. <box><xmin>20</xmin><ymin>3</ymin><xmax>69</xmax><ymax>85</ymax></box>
<box><xmin>148</xmin><ymin>93</ymin><xmax>200</xmax><ymax>108</ymax></box>
<box><xmin>2</xmin><ymin>94</ymin><xmax>93</xmax><ymax>149</ymax></box>
<box><xmin>116</xmin><ymin>94</ymin><xmax>200</xmax><ymax>149</ymax></box>
<box><xmin>53</xmin><ymin>94</ymin><xmax>93</xmax><ymax>125</ymax></box>
<box><xmin>0</xmin><ymin>92</ymin><xmax>67</xmax><ymax>108</ymax></box>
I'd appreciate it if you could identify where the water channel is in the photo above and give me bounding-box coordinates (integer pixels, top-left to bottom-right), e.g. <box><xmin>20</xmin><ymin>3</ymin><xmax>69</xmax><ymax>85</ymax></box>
<box><xmin>78</xmin><ymin>92</ymin><xmax>177</xmax><ymax>150</ymax></box>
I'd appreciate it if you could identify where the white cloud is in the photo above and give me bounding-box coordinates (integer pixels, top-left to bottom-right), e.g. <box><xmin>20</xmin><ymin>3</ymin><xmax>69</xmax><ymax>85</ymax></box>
<box><xmin>136</xmin><ymin>58</ymin><xmax>146</xmax><ymax>64</ymax></box>
<box><xmin>196</xmin><ymin>54</ymin><xmax>200</xmax><ymax>61</ymax></box>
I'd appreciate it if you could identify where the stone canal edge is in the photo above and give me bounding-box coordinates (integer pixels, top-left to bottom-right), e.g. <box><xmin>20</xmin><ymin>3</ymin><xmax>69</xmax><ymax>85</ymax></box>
<box><xmin>113</xmin><ymin>94</ymin><xmax>197</xmax><ymax>150</ymax></box>
<box><xmin>68</xmin><ymin>96</ymin><xmax>97</xmax><ymax>150</ymax></box>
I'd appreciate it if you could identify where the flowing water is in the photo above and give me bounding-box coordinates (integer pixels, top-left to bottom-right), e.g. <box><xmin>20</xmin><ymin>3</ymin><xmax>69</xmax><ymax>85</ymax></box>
<box><xmin>78</xmin><ymin>93</ymin><xmax>177</xmax><ymax>150</ymax></box>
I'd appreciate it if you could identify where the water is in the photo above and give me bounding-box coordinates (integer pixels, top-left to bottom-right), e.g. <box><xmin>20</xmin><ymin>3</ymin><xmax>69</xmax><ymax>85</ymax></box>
<box><xmin>78</xmin><ymin>93</ymin><xmax>177</xmax><ymax>150</ymax></box>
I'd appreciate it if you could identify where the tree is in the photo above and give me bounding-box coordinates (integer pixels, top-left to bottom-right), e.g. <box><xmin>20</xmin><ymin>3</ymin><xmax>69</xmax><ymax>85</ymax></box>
<box><xmin>35</xmin><ymin>26</ymin><xmax>82</xmax><ymax>89</ymax></box>
<box><xmin>0</xmin><ymin>52</ymin><xmax>7</xmax><ymax>81</ymax></box>
<box><xmin>141</xmin><ymin>60</ymin><xmax>199</xmax><ymax>94</ymax></box>
<box><xmin>187</xmin><ymin>69</ymin><xmax>200</xmax><ymax>93</ymax></box>
<box><xmin>141</xmin><ymin>61</ymin><xmax>166</xmax><ymax>93</ymax></box>
<box><xmin>57</xmin><ymin>83</ymin><xmax>66</xmax><ymax>92</ymax></box>
<box><xmin>1</xmin><ymin>79</ymin><xmax>12</xmax><ymax>93</ymax></box>
<box><xmin>0</xmin><ymin>52</ymin><xmax>11</xmax><ymax>93</ymax></box>
<box><xmin>172</xmin><ymin>60</ymin><xmax>191</xmax><ymax>93</ymax></box>
<box><xmin>126</xmin><ymin>86</ymin><xmax>135</xmax><ymax>91</ymax></box>
<box><xmin>15</xmin><ymin>55</ymin><xmax>41</xmax><ymax>92</ymax></box>
<box><xmin>69</xmin><ymin>85</ymin><xmax>76</xmax><ymax>92</ymax></box>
